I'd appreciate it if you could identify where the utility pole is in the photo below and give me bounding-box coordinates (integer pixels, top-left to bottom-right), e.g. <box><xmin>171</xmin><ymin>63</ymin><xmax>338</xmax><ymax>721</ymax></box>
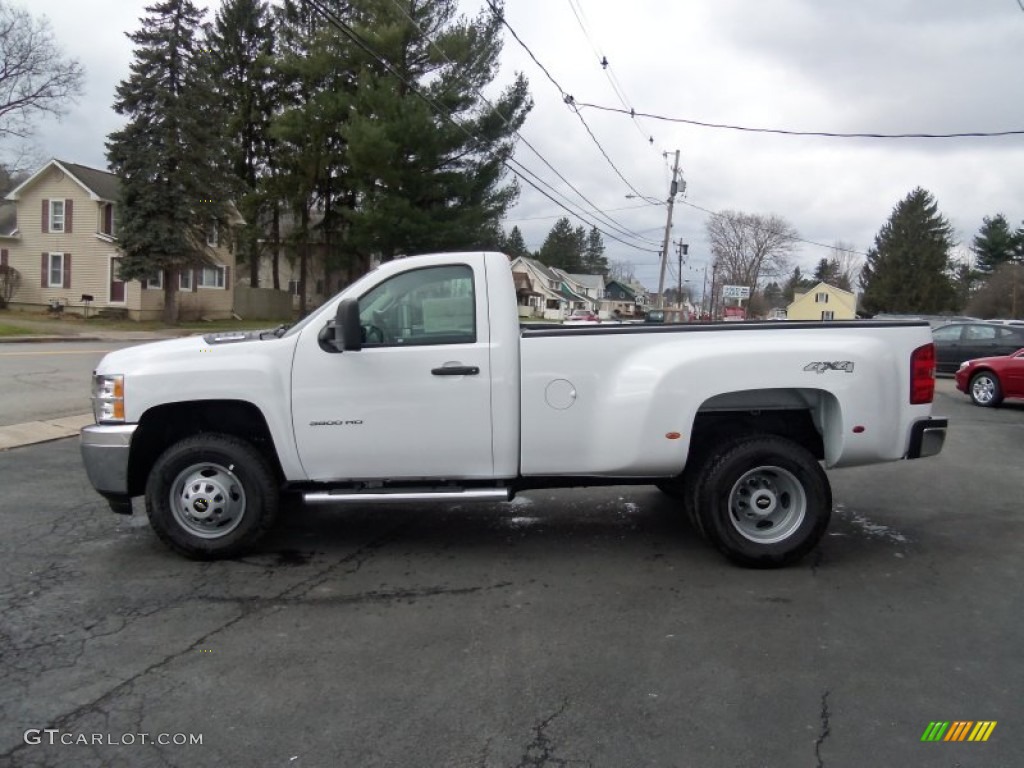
<box><xmin>657</xmin><ymin>149</ymin><xmax>682</xmax><ymax>308</ymax></box>
<box><xmin>676</xmin><ymin>240</ymin><xmax>688</xmax><ymax>309</ymax></box>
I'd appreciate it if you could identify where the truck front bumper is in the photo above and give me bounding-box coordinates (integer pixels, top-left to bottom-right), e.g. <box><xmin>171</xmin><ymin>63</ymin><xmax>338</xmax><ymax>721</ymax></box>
<box><xmin>906</xmin><ymin>417</ymin><xmax>948</xmax><ymax>459</ymax></box>
<box><xmin>81</xmin><ymin>424</ymin><xmax>137</xmax><ymax>508</ymax></box>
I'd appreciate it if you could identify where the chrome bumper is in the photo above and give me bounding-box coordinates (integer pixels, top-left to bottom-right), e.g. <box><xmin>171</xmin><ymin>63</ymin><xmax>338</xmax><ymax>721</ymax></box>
<box><xmin>906</xmin><ymin>417</ymin><xmax>948</xmax><ymax>459</ymax></box>
<box><xmin>80</xmin><ymin>424</ymin><xmax>137</xmax><ymax>496</ymax></box>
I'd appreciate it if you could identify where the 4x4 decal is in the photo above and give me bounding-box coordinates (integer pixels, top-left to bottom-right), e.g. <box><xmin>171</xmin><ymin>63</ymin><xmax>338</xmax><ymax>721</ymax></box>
<box><xmin>804</xmin><ymin>361</ymin><xmax>855</xmax><ymax>374</ymax></box>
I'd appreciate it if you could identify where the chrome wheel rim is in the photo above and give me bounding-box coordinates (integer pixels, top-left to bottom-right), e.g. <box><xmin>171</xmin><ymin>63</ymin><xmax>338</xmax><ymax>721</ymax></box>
<box><xmin>972</xmin><ymin>375</ymin><xmax>995</xmax><ymax>404</ymax></box>
<box><xmin>169</xmin><ymin>463</ymin><xmax>246</xmax><ymax>539</ymax></box>
<box><xmin>728</xmin><ymin>466</ymin><xmax>806</xmax><ymax>544</ymax></box>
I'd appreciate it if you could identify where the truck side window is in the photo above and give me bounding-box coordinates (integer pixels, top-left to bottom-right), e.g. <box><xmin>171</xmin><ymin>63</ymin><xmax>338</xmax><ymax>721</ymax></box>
<box><xmin>358</xmin><ymin>264</ymin><xmax>476</xmax><ymax>347</ymax></box>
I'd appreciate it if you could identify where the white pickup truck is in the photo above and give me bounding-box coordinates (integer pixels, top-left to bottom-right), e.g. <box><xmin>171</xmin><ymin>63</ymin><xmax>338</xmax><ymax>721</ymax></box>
<box><xmin>81</xmin><ymin>251</ymin><xmax>947</xmax><ymax>567</ymax></box>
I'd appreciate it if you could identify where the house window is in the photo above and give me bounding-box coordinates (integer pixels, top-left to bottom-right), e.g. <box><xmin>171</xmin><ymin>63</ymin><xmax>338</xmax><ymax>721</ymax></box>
<box><xmin>315</xmin><ymin>278</ymin><xmax>324</xmax><ymax>295</ymax></box>
<box><xmin>48</xmin><ymin>253</ymin><xmax>64</xmax><ymax>287</ymax></box>
<box><xmin>198</xmin><ymin>266</ymin><xmax>225</xmax><ymax>289</ymax></box>
<box><xmin>815</xmin><ymin>292</ymin><xmax>829</xmax><ymax>303</ymax></box>
<box><xmin>147</xmin><ymin>271</ymin><xmax>163</xmax><ymax>289</ymax></box>
<box><xmin>179</xmin><ymin>270</ymin><xmax>192</xmax><ymax>290</ymax></box>
<box><xmin>101</xmin><ymin>204</ymin><xmax>115</xmax><ymax>236</ymax></box>
<box><xmin>206</xmin><ymin>220</ymin><xmax>219</xmax><ymax>248</ymax></box>
<box><xmin>821</xmin><ymin>310</ymin><xmax>834</xmax><ymax>320</ymax></box>
<box><xmin>50</xmin><ymin>200</ymin><xmax>65</xmax><ymax>233</ymax></box>
<box><xmin>288</xmin><ymin>279</ymin><xmax>301</xmax><ymax>296</ymax></box>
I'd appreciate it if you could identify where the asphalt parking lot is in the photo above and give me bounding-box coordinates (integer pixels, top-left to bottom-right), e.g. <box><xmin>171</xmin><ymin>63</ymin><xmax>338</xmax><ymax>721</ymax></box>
<box><xmin>0</xmin><ymin>379</ymin><xmax>1021</xmax><ymax>768</ymax></box>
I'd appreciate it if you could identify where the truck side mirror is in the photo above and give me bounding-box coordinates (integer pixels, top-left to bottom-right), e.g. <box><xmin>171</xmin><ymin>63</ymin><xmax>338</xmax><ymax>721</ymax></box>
<box><xmin>333</xmin><ymin>298</ymin><xmax>362</xmax><ymax>352</ymax></box>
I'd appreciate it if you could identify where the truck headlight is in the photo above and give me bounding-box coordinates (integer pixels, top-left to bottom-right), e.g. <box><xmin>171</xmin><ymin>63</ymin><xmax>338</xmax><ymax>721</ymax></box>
<box><xmin>958</xmin><ymin>361</ymin><xmax>971</xmax><ymax>371</ymax></box>
<box><xmin>92</xmin><ymin>374</ymin><xmax>125</xmax><ymax>422</ymax></box>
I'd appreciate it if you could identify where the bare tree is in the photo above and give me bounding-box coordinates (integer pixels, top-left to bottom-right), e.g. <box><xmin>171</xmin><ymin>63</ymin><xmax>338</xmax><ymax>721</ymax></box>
<box><xmin>0</xmin><ymin>1</ymin><xmax>84</xmax><ymax>143</ymax></box>
<box><xmin>965</xmin><ymin>263</ymin><xmax>1024</xmax><ymax>319</ymax></box>
<box><xmin>608</xmin><ymin>259</ymin><xmax>636</xmax><ymax>283</ymax></box>
<box><xmin>706</xmin><ymin>211</ymin><xmax>798</xmax><ymax>291</ymax></box>
<box><xmin>830</xmin><ymin>241</ymin><xmax>863</xmax><ymax>291</ymax></box>
<box><xmin>0</xmin><ymin>264</ymin><xmax>20</xmax><ymax>308</ymax></box>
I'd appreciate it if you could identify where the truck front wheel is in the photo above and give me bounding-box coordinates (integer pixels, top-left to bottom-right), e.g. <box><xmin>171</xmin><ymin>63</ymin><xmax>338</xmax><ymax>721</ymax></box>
<box><xmin>696</xmin><ymin>436</ymin><xmax>831</xmax><ymax>568</ymax></box>
<box><xmin>145</xmin><ymin>434</ymin><xmax>279</xmax><ymax>559</ymax></box>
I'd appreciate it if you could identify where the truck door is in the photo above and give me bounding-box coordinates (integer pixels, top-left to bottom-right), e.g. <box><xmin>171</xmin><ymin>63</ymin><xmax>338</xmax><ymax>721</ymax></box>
<box><xmin>291</xmin><ymin>263</ymin><xmax>495</xmax><ymax>481</ymax></box>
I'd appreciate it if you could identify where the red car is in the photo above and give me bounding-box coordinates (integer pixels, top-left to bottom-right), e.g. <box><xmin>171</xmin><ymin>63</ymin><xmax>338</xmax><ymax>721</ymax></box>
<box><xmin>954</xmin><ymin>348</ymin><xmax>1024</xmax><ymax>406</ymax></box>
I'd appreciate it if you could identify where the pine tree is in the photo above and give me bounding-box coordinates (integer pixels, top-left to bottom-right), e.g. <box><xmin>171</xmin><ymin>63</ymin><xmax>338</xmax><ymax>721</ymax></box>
<box><xmin>539</xmin><ymin>217</ymin><xmax>584</xmax><ymax>272</ymax></box>
<box><xmin>205</xmin><ymin>0</ymin><xmax>278</xmax><ymax>288</ymax></box>
<box><xmin>582</xmin><ymin>226</ymin><xmax>608</xmax><ymax>275</ymax></box>
<box><xmin>342</xmin><ymin>0</ymin><xmax>531</xmax><ymax>261</ymax></box>
<box><xmin>972</xmin><ymin>214</ymin><xmax>1018</xmax><ymax>275</ymax></box>
<box><xmin>504</xmin><ymin>225</ymin><xmax>529</xmax><ymax>258</ymax></box>
<box><xmin>272</xmin><ymin>0</ymin><xmax>354</xmax><ymax>315</ymax></box>
<box><xmin>106</xmin><ymin>0</ymin><xmax>232</xmax><ymax>323</ymax></box>
<box><xmin>783</xmin><ymin>266</ymin><xmax>812</xmax><ymax>302</ymax></box>
<box><xmin>860</xmin><ymin>187</ymin><xmax>957</xmax><ymax>314</ymax></box>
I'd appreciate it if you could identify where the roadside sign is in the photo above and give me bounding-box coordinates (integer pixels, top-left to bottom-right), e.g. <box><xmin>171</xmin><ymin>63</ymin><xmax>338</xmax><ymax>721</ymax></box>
<box><xmin>722</xmin><ymin>285</ymin><xmax>750</xmax><ymax>299</ymax></box>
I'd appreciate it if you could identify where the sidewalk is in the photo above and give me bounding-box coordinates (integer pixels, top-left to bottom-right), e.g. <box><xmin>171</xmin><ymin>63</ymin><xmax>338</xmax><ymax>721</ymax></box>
<box><xmin>0</xmin><ymin>413</ymin><xmax>94</xmax><ymax>451</ymax></box>
<box><xmin>0</xmin><ymin>314</ymin><xmax>193</xmax><ymax>344</ymax></box>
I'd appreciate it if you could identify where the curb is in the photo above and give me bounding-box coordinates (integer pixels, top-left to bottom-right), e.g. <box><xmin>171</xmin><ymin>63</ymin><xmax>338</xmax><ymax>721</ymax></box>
<box><xmin>0</xmin><ymin>335</ymin><xmax>105</xmax><ymax>344</ymax></box>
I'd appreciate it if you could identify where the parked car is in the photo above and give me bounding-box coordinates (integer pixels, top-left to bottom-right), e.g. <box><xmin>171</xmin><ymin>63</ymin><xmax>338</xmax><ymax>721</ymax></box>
<box><xmin>564</xmin><ymin>309</ymin><xmax>600</xmax><ymax>324</ymax></box>
<box><xmin>954</xmin><ymin>349</ymin><xmax>1024</xmax><ymax>406</ymax></box>
<box><xmin>931</xmin><ymin>322</ymin><xmax>1024</xmax><ymax>373</ymax></box>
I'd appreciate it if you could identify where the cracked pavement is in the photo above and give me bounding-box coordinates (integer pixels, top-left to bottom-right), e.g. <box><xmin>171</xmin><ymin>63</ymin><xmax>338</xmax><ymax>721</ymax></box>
<box><xmin>1</xmin><ymin>382</ymin><xmax>1022</xmax><ymax>767</ymax></box>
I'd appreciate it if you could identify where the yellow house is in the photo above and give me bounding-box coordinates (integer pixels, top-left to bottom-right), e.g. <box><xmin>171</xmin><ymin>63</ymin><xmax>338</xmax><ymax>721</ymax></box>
<box><xmin>1</xmin><ymin>159</ymin><xmax>239</xmax><ymax>320</ymax></box>
<box><xmin>787</xmin><ymin>282</ymin><xmax>857</xmax><ymax>321</ymax></box>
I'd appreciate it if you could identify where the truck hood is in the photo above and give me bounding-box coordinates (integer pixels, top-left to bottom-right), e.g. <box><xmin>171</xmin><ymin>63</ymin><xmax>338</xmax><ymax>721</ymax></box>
<box><xmin>94</xmin><ymin>330</ymin><xmax>284</xmax><ymax>376</ymax></box>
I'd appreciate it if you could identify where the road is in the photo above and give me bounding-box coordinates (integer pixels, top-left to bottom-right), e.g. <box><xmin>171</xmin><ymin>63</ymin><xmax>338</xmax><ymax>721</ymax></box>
<box><xmin>0</xmin><ymin>378</ymin><xmax>1021</xmax><ymax>767</ymax></box>
<box><xmin>0</xmin><ymin>343</ymin><xmax>132</xmax><ymax>427</ymax></box>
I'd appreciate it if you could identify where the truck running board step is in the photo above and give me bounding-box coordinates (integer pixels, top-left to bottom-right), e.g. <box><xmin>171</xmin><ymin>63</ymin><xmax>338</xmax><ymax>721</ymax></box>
<box><xmin>303</xmin><ymin>488</ymin><xmax>512</xmax><ymax>505</ymax></box>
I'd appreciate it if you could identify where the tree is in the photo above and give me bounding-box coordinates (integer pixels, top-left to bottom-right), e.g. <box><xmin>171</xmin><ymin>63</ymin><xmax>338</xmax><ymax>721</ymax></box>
<box><xmin>0</xmin><ymin>1</ymin><xmax>84</xmax><ymax>145</ymax></box>
<box><xmin>503</xmin><ymin>225</ymin><xmax>529</xmax><ymax>259</ymax></box>
<box><xmin>0</xmin><ymin>263</ymin><xmax>19</xmax><ymax>308</ymax></box>
<box><xmin>106</xmin><ymin>0</ymin><xmax>232</xmax><ymax>324</ymax></box>
<box><xmin>342</xmin><ymin>0</ymin><xmax>531</xmax><ymax>262</ymax></box>
<box><xmin>783</xmin><ymin>266</ymin><xmax>813</xmax><ymax>302</ymax></box>
<box><xmin>812</xmin><ymin>257</ymin><xmax>838</xmax><ymax>286</ymax></box>
<box><xmin>829</xmin><ymin>241</ymin><xmax>861</xmax><ymax>292</ymax></box>
<box><xmin>965</xmin><ymin>263</ymin><xmax>1024</xmax><ymax>319</ymax></box>
<box><xmin>972</xmin><ymin>214</ymin><xmax>1018</xmax><ymax>275</ymax></box>
<box><xmin>582</xmin><ymin>226</ymin><xmax>608</xmax><ymax>275</ymax></box>
<box><xmin>608</xmin><ymin>259</ymin><xmax>636</xmax><ymax>283</ymax></box>
<box><xmin>859</xmin><ymin>188</ymin><xmax>957</xmax><ymax>315</ymax></box>
<box><xmin>205</xmin><ymin>0</ymin><xmax>278</xmax><ymax>288</ymax></box>
<box><xmin>538</xmin><ymin>217</ymin><xmax>584</xmax><ymax>272</ymax></box>
<box><xmin>706</xmin><ymin>211</ymin><xmax>798</xmax><ymax>291</ymax></box>
<box><xmin>762</xmin><ymin>281</ymin><xmax>783</xmax><ymax>308</ymax></box>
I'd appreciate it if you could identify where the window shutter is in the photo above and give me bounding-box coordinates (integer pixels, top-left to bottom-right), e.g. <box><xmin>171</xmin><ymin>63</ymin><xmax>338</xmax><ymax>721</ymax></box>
<box><xmin>63</xmin><ymin>254</ymin><xmax>71</xmax><ymax>289</ymax></box>
<box><xmin>223</xmin><ymin>266</ymin><xmax>230</xmax><ymax>289</ymax></box>
<box><xmin>65</xmin><ymin>199</ymin><xmax>73</xmax><ymax>233</ymax></box>
<box><xmin>42</xmin><ymin>200</ymin><xmax>49</xmax><ymax>232</ymax></box>
<box><xmin>41</xmin><ymin>253</ymin><xmax>48</xmax><ymax>286</ymax></box>
<box><xmin>1</xmin><ymin>248</ymin><xmax>7</xmax><ymax>267</ymax></box>
<box><xmin>141</xmin><ymin>278</ymin><xmax>148</xmax><ymax>290</ymax></box>
<box><xmin>193</xmin><ymin>268</ymin><xmax>199</xmax><ymax>293</ymax></box>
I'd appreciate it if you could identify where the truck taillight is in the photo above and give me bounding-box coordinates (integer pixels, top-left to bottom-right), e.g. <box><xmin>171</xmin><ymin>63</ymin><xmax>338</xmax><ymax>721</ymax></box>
<box><xmin>910</xmin><ymin>343</ymin><xmax>936</xmax><ymax>404</ymax></box>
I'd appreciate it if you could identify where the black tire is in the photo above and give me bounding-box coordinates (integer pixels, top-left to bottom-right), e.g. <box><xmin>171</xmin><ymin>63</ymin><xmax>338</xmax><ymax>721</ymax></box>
<box><xmin>695</xmin><ymin>436</ymin><xmax>831</xmax><ymax>568</ymax></box>
<box><xmin>145</xmin><ymin>433</ymin><xmax>279</xmax><ymax>559</ymax></box>
<box><xmin>969</xmin><ymin>371</ymin><xmax>1003</xmax><ymax>407</ymax></box>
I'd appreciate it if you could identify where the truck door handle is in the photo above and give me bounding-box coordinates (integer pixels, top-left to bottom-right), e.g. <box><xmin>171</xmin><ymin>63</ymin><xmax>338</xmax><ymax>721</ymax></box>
<box><xmin>431</xmin><ymin>365</ymin><xmax>480</xmax><ymax>376</ymax></box>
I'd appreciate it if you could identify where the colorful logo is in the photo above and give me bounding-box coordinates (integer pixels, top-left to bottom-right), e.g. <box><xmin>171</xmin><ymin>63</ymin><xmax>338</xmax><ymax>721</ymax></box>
<box><xmin>921</xmin><ymin>721</ymin><xmax>997</xmax><ymax>742</ymax></box>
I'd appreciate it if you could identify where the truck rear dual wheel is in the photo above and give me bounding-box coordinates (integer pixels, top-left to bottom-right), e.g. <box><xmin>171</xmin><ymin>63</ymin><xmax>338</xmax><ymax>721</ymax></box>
<box><xmin>695</xmin><ymin>436</ymin><xmax>831</xmax><ymax>568</ymax></box>
<box><xmin>145</xmin><ymin>434</ymin><xmax>279</xmax><ymax>559</ymax></box>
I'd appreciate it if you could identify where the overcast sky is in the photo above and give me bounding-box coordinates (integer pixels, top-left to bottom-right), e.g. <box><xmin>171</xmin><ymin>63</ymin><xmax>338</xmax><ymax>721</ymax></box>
<box><xmin>20</xmin><ymin>0</ymin><xmax>1024</xmax><ymax>289</ymax></box>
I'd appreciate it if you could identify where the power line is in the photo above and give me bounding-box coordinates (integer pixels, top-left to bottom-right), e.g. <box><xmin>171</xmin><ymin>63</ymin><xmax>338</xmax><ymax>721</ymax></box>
<box><xmin>483</xmin><ymin>0</ymin><xmax>661</xmax><ymax>204</ymax></box>
<box><xmin>300</xmin><ymin>0</ymin><xmax>660</xmax><ymax>254</ymax></box>
<box><xmin>383</xmin><ymin>0</ymin><xmax>661</xmax><ymax>247</ymax></box>
<box><xmin>576</xmin><ymin>101</ymin><xmax>1024</xmax><ymax>140</ymax></box>
<box><xmin>565</xmin><ymin>0</ymin><xmax>655</xmax><ymax>148</ymax></box>
<box><xmin>678</xmin><ymin>198</ymin><xmax>872</xmax><ymax>256</ymax></box>
<box><xmin>507</xmin><ymin>201</ymin><xmax>662</xmax><ymax>222</ymax></box>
